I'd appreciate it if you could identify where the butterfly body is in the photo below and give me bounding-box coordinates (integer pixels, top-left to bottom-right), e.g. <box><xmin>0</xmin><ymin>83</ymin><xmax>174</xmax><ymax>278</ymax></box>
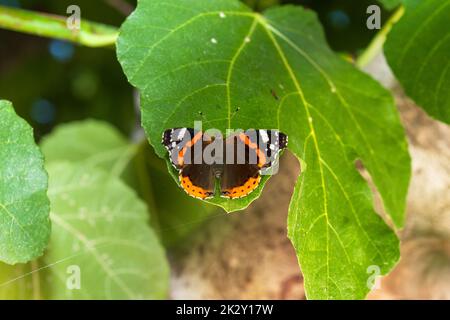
<box><xmin>162</xmin><ymin>128</ymin><xmax>288</xmax><ymax>200</ymax></box>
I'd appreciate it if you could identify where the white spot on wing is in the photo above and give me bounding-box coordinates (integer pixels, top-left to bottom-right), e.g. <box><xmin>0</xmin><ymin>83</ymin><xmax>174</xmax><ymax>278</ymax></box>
<box><xmin>260</xmin><ymin>130</ymin><xmax>269</xmax><ymax>143</ymax></box>
<box><xmin>177</xmin><ymin>128</ymin><xmax>187</xmax><ymax>140</ymax></box>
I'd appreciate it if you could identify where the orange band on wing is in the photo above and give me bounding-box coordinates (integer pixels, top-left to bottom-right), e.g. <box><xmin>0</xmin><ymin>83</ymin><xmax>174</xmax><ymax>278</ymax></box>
<box><xmin>177</xmin><ymin>132</ymin><xmax>203</xmax><ymax>166</ymax></box>
<box><xmin>221</xmin><ymin>175</ymin><xmax>261</xmax><ymax>199</ymax></box>
<box><xmin>180</xmin><ymin>175</ymin><xmax>213</xmax><ymax>199</ymax></box>
<box><xmin>238</xmin><ymin>133</ymin><xmax>266</xmax><ymax>167</ymax></box>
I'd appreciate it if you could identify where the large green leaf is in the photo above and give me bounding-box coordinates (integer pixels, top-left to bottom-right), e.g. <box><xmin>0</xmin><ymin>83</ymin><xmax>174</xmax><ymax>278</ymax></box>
<box><xmin>0</xmin><ymin>100</ymin><xmax>50</xmax><ymax>264</ymax></box>
<box><xmin>42</xmin><ymin>162</ymin><xmax>169</xmax><ymax>299</ymax></box>
<box><xmin>384</xmin><ymin>0</ymin><xmax>450</xmax><ymax>123</ymax></box>
<box><xmin>117</xmin><ymin>0</ymin><xmax>410</xmax><ymax>299</ymax></box>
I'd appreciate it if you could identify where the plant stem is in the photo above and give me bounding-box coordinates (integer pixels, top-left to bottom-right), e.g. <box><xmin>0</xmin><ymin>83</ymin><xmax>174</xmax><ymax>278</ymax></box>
<box><xmin>356</xmin><ymin>5</ymin><xmax>405</xmax><ymax>68</ymax></box>
<box><xmin>30</xmin><ymin>260</ymin><xmax>41</xmax><ymax>300</ymax></box>
<box><xmin>0</xmin><ymin>5</ymin><xmax>119</xmax><ymax>47</ymax></box>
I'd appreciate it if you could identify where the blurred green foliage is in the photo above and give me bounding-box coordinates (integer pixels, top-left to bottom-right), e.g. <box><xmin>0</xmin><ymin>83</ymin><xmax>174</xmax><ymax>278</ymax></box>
<box><xmin>279</xmin><ymin>0</ymin><xmax>394</xmax><ymax>52</ymax></box>
<box><xmin>0</xmin><ymin>0</ymin><xmax>136</xmax><ymax>138</ymax></box>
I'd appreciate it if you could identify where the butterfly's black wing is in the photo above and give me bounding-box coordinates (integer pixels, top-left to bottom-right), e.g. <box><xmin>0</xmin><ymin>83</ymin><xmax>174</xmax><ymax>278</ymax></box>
<box><xmin>220</xmin><ymin>134</ymin><xmax>261</xmax><ymax>199</ymax></box>
<box><xmin>162</xmin><ymin>128</ymin><xmax>196</xmax><ymax>169</ymax></box>
<box><xmin>179</xmin><ymin>163</ymin><xmax>215</xmax><ymax>199</ymax></box>
<box><xmin>220</xmin><ymin>130</ymin><xmax>288</xmax><ymax>198</ymax></box>
<box><xmin>162</xmin><ymin>128</ymin><xmax>215</xmax><ymax>199</ymax></box>
<box><xmin>250</xmin><ymin>129</ymin><xmax>288</xmax><ymax>167</ymax></box>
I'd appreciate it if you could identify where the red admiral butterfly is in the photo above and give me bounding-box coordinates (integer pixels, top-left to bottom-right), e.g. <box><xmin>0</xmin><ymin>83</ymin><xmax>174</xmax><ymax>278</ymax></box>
<box><xmin>162</xmin><ymin>128</ymin><xmax>288</xmax><ymax>200</ymax></box>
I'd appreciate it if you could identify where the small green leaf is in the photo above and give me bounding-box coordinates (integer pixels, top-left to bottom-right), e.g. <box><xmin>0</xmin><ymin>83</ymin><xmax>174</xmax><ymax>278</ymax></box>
<box><xmin>385</xmin><ymin>0</ymin><xmax>450</xmax><ymax>123</ymax></box>
<box><xmin>0</xmin><ymin>100</ymin><xmax>50</xmax><ymax>265</ymax></box>
<box><xmin>41</xmin><ymin>119</ymin><xmax>137</xmax><ymax>175</ymax></box>
<box><xmin>117</xmin><ymin>0</ymin><xmax>410</xmax><ymax>299</ymax></box>
<box><xmin>43</xmin><ymin>162</ymin><xmax>169</xmax><ymax>299</ymax></box>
